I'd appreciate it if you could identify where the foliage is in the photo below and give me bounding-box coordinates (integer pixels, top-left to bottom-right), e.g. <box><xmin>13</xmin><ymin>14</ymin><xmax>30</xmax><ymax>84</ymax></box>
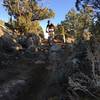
<box><xmin>91</xmin><ymin>15</ymin><xmax>100</xmax><ymax>36</ymax></box>
<box><xmin>55</xmin><ymin>24</ymin><xmax>65</xmax><ymax>35</ymax></box>
<box><xmin>3</xmin><ymin>0</ymin><xmax>55</xmax><ymax>35</ymax></box>
<box><xmin>0</xmin><ymin>20</ymin><xmax>5</xmax><ymax>27</ymax></box>
<box><xmin>75</xmin><ymin>0</ymin><xmax>100</xmax><ymax>11</ymax></box>
<box><xmin>60</xmin><ymin>8</ymin><xmax>93</xmax><ymax>39</ymax></box>
<box><xmin>75</xmin><ymin>0</ymin><xmax>100</xmax><ymax>36</ymax></box>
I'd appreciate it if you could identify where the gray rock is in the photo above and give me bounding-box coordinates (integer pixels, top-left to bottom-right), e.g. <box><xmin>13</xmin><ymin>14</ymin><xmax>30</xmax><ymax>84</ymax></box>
<box><xmin>50</xmin><ymin>44</ymin><xmax>61</xmax><ymax>52</ymax></box>
<box><xmin>0</xmin><ymin>80</ymin><xmax>26</xmax><ymax>100</ymax></box>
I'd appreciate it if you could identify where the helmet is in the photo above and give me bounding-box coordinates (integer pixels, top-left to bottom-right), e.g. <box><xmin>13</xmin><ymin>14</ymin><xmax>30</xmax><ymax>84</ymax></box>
<box><xmin>47</xmin><ymin>20</ymin><xmax>50</xmax><ymax>24</ymax></box>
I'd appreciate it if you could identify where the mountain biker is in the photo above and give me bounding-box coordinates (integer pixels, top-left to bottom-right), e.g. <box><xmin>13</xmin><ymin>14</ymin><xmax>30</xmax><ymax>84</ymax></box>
<box><xmin>46</xmin><ymin>20</ymin><xmax>55</xmax><ymax>45</ymax></box>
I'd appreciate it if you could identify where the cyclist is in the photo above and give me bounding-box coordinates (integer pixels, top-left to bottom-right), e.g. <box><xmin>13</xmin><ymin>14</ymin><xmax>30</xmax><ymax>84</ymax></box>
<box><xmin>46</xmin><ymin>20</ymin><xmax>55</xmax><ymax>45</ymax></box>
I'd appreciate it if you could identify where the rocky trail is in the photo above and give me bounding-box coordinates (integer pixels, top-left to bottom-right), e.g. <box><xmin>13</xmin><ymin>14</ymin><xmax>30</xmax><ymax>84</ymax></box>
<box><xmin>0</xmin><ymin>59</ymin><xmax>50</xmax><ymax>100</ymax></box>
<box><xmin>0</xmin><ymin>40</ymin><xmax>100</xmax><ymax>100</ymax></box>
<box><xmin>0</xmin><ymin>44</ymin><xmax>70</xmax><ymax>100</ymax></box>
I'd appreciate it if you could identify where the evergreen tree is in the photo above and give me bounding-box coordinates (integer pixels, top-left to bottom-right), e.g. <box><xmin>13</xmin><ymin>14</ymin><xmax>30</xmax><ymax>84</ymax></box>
<box><xmin>75</xmin><ymin>0</ymin><xmax>100</xmax><ymax>36</ymax></box>
<box><xmin>55</xmin><ymin>25</ymin><xmax>65</xmax><ymax>35</ymax></box>
<box><xmin>3</xmin><ymin>0</ymin><xmax>55</xmax><ymax>35</ymax></box>
<box><xmin>75</xmin><ymin>0</ymin><xmax>100</xmax><ymax>11</ymax></box>
<box><xmin>61</xmin><ymin>8</ymin><xmax>93</xmax><ymax>39</ymax></box>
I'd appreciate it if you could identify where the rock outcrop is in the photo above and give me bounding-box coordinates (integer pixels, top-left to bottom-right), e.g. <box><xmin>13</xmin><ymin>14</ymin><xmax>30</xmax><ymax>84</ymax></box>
<box><xmin>0</xmin><ymin>34</ymin><xmax>100</xmax><ymax>100</ymax></box>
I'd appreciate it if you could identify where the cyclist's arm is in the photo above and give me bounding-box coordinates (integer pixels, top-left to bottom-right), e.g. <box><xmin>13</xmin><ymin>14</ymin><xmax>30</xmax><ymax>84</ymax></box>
<box><xmin>46</xmin><ymin>26</ymin><xmax>49</xmax><ymax>33</ymax></box>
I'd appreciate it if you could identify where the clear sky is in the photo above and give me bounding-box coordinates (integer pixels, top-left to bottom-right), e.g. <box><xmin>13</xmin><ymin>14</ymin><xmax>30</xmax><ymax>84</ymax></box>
<box><xmin>0</xmin><ymin>0</ymin><xmax>75</xmax><ymax>37</ymax></box>
<box><xmin>40</xmin><ymin>0</ymin><xmax>75</xmax><ymax>28</ymax></box>
<box><xmin>0</xmin><ymin>0</ymin><xmax>10</xmax><ymax>22</ymax></box>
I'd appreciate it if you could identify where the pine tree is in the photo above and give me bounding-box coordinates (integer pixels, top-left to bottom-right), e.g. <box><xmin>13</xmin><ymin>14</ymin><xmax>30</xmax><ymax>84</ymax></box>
<box><xmin>3</xmin><ymin>0</ymin><xmax>55</xmax><ymax>35</ymax></box>
<box><xmin>75</xmin><ymin>0</ymin><xmax>100</xmax><ymax>11</ymax></box>
<box><xmin>61</xmin><ymin>8</ymin><xmax>93</xmax><ymax>39</ymax></box>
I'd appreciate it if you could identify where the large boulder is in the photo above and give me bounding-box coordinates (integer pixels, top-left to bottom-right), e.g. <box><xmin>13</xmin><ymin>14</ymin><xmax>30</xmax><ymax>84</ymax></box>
<box><xmin>0</xmin><ymin>35</ymin><xmax>22</xmax><ymax>52</ymax></box>
<box><xmin>48</xmin><ymin>44</ymin><xmax>63</xmax><ymax>66</ymax></box>
<box><xmin>17</xmin><ymin>35</ymin><xmax>27</xmax><ymax>48</ymax></box>
<box><xmin>26</xmin><ymin>34</ymin><xmax>41</xmax><ymax>48</ymax></box>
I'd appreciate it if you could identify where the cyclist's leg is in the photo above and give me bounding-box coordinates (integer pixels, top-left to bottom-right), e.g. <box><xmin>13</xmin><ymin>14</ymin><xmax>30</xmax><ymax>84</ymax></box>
<box><xmin>48</xmin><ymin>33</ymin><xmax>53</xmax><ymax>46</ymax></box>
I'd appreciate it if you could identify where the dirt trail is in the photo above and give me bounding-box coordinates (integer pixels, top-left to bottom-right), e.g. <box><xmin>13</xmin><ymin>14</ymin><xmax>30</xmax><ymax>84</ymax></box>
<box><xmin>0</xmin><ymin>44</ymin><xmax>71</xmax><ymax>100</ymax></box>
<box><xmin>17</xmin><ymin>62</ymin><xmax>51</xmax><ymax>100</ymax></box>
<box><xmin>25</xmin><ymin>49</ymin><xmax>71</xmax><ymax>100</ymax></box>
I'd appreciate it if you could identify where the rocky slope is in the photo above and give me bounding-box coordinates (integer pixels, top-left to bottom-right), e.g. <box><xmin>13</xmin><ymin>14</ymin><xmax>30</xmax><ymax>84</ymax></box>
<box><xmin>0</xmin><ymin>36</ymin><xmax>100</xmax><ymax>100</ymax></box>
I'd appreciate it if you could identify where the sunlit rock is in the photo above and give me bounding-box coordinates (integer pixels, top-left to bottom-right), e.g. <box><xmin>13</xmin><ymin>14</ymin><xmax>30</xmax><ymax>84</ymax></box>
<box><xmin>66</xmin><ymin>36</ymin><xmax>75</xmax><ymax>43</ymax></box>
<box><xmin>0</xmin><ymin>26</ymin><xmax>4</xmax><ymax>37</ymax></box>
<box><xmin>83</xmin><ymin>32</ymin><xmax>92</xmax><ymax>40</ymax></box>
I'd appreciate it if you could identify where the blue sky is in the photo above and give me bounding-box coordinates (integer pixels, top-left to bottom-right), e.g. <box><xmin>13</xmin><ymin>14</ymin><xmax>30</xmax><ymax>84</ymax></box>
<box><xmin>0</xmin><ymin>0</ymin><xmax>75</xmax><ymax>36</ymax></box>
<box><xmin>0</xmin><ymin>0</ymin><xmax>10</xmax><ymax>22</ymax></box>
<box><xmin>40</xmin><ymin>0</ymin><xmax>75</xmax><ymax>31</ymax></box>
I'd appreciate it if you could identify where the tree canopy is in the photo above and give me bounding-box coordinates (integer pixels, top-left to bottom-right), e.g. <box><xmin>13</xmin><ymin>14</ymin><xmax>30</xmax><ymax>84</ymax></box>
<box><xmin>75</xmin><ymin>0</ymin><xmax>100</xmax><ymax>11</ymax></box>
<box><xmin>60</xmin><ymin>7</ymin><xmax>93</xmax><ymax>39</ymax></box>
<box><xmin>75</xmin><ymin>0</ymin><xmax>100</xmax><ymax>36</ymax></box>
<box><xmin>3</xmin><ymin>0</ymin><xmax>55</xmax><ymax>35</ymax></box>
<box><xmin>55</xmin><ymin>25</ymin><xmax>65</xmax><ymax>35</ymax></box>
